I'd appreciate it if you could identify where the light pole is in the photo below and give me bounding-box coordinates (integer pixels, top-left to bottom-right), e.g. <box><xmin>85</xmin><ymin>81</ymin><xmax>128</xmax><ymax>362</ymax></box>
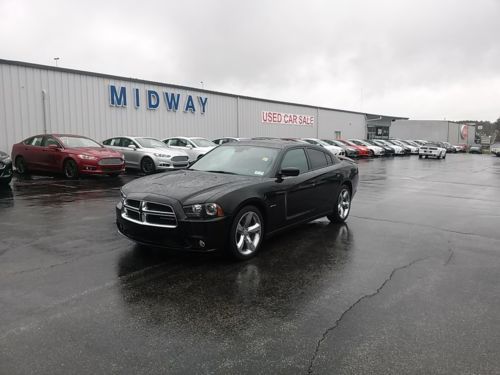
<box><xmin>54</xmin><ymin>57</ymin><xmax>60</xmax><ymax>67</ymax></box>
<box><xmin>200</xmin><ymin>81</ymin><xmax>204</xmax><ymax>89</ymax></box>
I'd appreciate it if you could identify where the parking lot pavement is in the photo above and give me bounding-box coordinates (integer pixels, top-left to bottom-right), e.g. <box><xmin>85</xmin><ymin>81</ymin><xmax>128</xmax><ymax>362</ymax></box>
<box><xmin>0</xmin><ymin>154</ymin><xmax>499</xmax><ymax>374</ymax></box>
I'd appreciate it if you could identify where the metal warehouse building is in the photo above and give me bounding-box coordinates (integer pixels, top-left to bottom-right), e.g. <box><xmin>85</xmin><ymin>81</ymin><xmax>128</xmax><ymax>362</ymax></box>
<box><xmin>0</xmin><ymin>59</ymin><xmax>406</xmax><ymax>152</ymax></box>
<box><xmin>391</xmin><ymin>120</ymin><xmax>476</xmax><ymax>145</ymax></box>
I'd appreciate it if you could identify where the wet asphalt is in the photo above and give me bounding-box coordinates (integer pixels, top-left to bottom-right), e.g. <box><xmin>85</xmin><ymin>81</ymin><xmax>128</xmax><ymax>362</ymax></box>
<box><xmin>0</xmin><ymin>153</ymin><xmax>499</xmax><ymax>374</ymax></box>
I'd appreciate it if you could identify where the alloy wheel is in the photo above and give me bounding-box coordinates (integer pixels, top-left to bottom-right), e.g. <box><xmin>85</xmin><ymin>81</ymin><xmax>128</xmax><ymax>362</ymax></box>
<box><xmin>338</xmin><ymin>189</ymin><xmax>351</xmax><ymax>220</ymax></box>
<box><xmin>235</xmin><ymin>211</ymin><xmax>262</xmax><ymax>256</ymax></box>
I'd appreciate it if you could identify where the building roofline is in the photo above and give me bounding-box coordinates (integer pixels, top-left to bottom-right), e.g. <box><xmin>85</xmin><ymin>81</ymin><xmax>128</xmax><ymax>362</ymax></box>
<box><xmin>0</xmin><ymin>58</ymin><xmax>408</xmax><ymax>120</ymax></box>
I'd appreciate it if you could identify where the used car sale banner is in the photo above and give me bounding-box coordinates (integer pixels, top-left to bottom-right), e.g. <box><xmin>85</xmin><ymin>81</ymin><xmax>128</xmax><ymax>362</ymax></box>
<box><xmin>261</xmin><ymin>111</ymin><xmax>315</xmax><ymax>126</ymax></box>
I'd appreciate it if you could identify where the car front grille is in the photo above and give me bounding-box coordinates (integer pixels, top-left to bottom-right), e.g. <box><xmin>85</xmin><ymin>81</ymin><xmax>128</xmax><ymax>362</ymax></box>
<box><xmin>99</xmin><ymin>158</ymin><xmax>123</xmax><ymax>166</ymax></box>
<box><xmin>171</xmin><ymin>156</ymin><xmax>189</xmax><ymax>162</ymax></box>
<box><xmin>122</xmin><ymin>199</ymin><xmax>177</xmax><ymax>228</ymax></box>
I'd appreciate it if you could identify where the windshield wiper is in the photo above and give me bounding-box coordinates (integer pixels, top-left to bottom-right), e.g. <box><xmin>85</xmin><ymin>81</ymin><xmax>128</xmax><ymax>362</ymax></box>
<box><xmin>206</xmin><ymin>170</ymin><xmax>238</xmax><ymax>175</ymax></box>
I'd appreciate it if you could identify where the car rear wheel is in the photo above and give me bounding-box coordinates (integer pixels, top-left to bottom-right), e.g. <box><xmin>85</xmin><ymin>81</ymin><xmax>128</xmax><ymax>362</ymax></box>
<box><xmin>15</xmin><ymin>156</ymin><xmax>28</xmax><ymax>175</ymax></box>
<box><xmin>63</xmin><ymin>159</ymin><xmax>79</xmax><ymax>179</ymax></box>
<box><xmin>327</xmin><ymin>185</ymin><xmax>351</xmax><ymax>223</ymax></box>
<box><xmin>228</xmin><ymin>206</ymin><xmax>264</xmax><ymax>260</ymax></box>
<box><xmin>140</xmin><ymin>157</ymin><xmax>155</xmax><ymax>174</ymax></box>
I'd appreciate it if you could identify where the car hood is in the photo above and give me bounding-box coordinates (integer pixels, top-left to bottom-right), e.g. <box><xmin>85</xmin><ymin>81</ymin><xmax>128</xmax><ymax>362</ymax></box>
<box><xmin>324</xmin><ymin>145</ymin><xmax>342</xmax><ymax>152</ymax></box>
<box><xmin>194</xmin><ymin>146</ymin><xmax>215</xmax><ymax>153</ymax></box>
<box><xmin>67</xmin><ymin>147</ymin><xmax>123</xmax><ymax>158</ymax></box>
<box><xmin>121</xmin><ymin>170</ymin><xmax>257</xmax><ymax>204</ymax></box>
<box><xmin>141</xmin><ymin>147</ymin><xmax>188</xmax><ymax>157</ymax></box>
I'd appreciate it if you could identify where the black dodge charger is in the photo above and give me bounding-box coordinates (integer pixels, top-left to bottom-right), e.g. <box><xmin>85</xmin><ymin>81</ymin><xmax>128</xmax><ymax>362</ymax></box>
<box><xmin>116</xmin><ymin>140</ymin><xmax>359</xmax><ymax>259</ymax></box>
<box><xmin>0</xmin><ymin>151</ymin><xmax>13</xmax><ymax>185</ymax></box>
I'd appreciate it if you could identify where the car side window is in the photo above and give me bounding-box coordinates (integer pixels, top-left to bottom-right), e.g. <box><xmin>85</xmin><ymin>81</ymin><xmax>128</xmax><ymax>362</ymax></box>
<box><xmin>280</xmin><ymin>148</ymin><xmax>309</xmax><ymax>174</ymax></box>
<box><xmin>110</xmin><ymin>138</ymin><xmax>121</xmax><ymax>146</ymax></box>
<box><xmin>27</xmin><ymin>136</ymin><xmax>43</xmax><ymax>146</ymax></box>
<box><xmin>213</xmin><ymin>139</ymin><xmax>222</xmax><ymax>145</ymax></box>
<box><xmin>121</xmin><ymin>138</ymin><xmax>136</xmax><ymax>148</ymax></box>
<box><xmin>42</xmin><ymin>136</ymin><xmax>61</xmax><ymax>147</ymax></box>
<box><xmin>307</xmin><ymin>148</ymin><xmax>329</xmax><ymax>170</ymax></box>
<box><xmin>102</xmin><ymin>139</ymin><xmax>111</xmax><ymax>145</ymax></box>
<box><xmin>325</xmin><ymin>152</ymin><xmax>334</xmax><ymax>165</ymax></box>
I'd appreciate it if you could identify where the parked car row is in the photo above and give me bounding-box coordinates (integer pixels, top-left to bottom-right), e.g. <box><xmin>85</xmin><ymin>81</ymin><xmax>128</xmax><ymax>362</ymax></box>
<box><xmin>2</xmin><ymin>131</ymin><xmax>490</xmax><ymax>186</ymax></box>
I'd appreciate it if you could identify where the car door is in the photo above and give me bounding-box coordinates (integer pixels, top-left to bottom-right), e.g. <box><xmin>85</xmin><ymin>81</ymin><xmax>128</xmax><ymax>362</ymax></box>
<box><xmin>305</xmin><ymin>148</ymin><xmax>342</xmax><ymax>214</ymax></box>
<box><xmin>40</xmin><ymin>135</ymin><xmax>64</xmax><ymax>172</ymax></box>
<box><xmin>271</xmin><ymin>147</ymin><xmax>318</xmax><ymax>226</ymax></box>
<box><xmin>22</xmin><ymin>135</ymin><xmax>45</xmax><ymax>170</ymax></box>
<box><xmin>120</xmin><ymin>138</ymin><xmax>141</xmax><ymax>168</ymax></box>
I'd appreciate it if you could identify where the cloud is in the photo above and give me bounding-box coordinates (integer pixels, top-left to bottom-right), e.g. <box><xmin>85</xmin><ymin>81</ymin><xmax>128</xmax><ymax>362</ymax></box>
<box><xmin>1</xmin><ymin>0</ymin><xmax>499</xmax><ymax>121</ymax></box>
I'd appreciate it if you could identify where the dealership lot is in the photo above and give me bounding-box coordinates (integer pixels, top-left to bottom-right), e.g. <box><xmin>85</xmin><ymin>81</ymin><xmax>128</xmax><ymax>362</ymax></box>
<box><xmin>1</xmin><ymin>154</ymin><xmax>499</xmax><ymax>374</ymax></box>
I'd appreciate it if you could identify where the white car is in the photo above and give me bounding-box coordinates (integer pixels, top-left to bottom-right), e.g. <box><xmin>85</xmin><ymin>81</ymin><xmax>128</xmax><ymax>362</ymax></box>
<box><xmin>212</xmin><ymin>137</ymin><xmax>251</xmax><ymax>145</ymax></box>
<box><xmin>301</xmin><ymin>138</ymin><xmax>345</xmax><ymax>156</ymax></box>
<box><xmin>102</xmin><ymin>136</ymin><xmax>190</xmax><ymax>174</ymax></box>
<box><xmin>398</xmin><ymin>140</ymin><xmax>420</xmax><ymax>154</ymax></box>
<box><xmin>348</xmin><ymin>139</ymin><xmax>384</xmax><ymax>156</ymax></box>
<box><xmin>163</xmin><ymin>136</ymin><xmax>216</xmax><ymax>163</ymax></box>
<box><xmin>373</xmin><ymin>139</ymin><xmax>405</xmax><ymax>155</ymax></box>
<box><xmin>491</xmin><ymin>143</ymin><xmax>500</xmax><ymax>156</ymax></box>
<box><xmin>419</xmin><ymin>143</ymin><xmax>447</xmax><ymax>159</ymax></box>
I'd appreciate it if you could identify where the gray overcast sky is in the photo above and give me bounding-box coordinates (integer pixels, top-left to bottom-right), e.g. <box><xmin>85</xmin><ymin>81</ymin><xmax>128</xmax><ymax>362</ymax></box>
<box><xmin>1</xmin><ymin>0</ymin><xmax>499</xmax><ymax>121</ymax></box>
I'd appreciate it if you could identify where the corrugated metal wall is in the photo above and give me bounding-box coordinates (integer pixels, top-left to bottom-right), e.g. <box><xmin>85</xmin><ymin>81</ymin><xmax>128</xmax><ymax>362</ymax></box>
<box><xmin>391</xmin><ymin>120</ymin><xmax>475</xmax><ymax>144</ymax></box>
<box><xmin>0</xmin><ymin>61</ymin><xmax>369</xmax><ymax>152</ymax></box>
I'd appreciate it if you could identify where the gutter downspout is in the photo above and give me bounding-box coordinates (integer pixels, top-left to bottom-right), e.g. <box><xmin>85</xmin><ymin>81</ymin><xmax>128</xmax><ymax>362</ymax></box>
<box><xmin>42</xmin><ymin>89</ymin><xmax>48</xmax><ymax>134</ymax></box>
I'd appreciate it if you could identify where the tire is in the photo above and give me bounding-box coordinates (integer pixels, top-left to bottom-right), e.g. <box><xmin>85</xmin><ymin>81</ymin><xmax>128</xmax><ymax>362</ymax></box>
<box><xmin>419</xmin><ymin>155</ymin><xmax>422</xmax><ymax>159</ymax></box>
<box><xmin>327</xmin><ymin>184</ymin><xmax>352</xmax><ymax>223</ymax></box>
<box><xmin>15</xmin><ymin>156</ymin><xmax>28</xmax><ymax>175</ymax></box>
<box><xmin>443</xmin><ymin>153</ymin><xmax>446</xmax><ymax>159</ymax></box>
<box><xmin>228</xmin><ymin>205</ymin><xmax>264</xmax><ymax>260</ymax></box>
<box><xmin>140</xmin><ymin>157</ymin><xmax>155</xmax><ymax>174</ymax></box>
<box><xmin>63</xmin><ymin>159</ymin><xmax>79</xmax><ymax>179</ymax></box>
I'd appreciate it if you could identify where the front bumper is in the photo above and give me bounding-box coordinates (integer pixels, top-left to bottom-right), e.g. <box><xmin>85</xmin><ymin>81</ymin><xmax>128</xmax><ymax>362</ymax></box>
<box><xmin>0</xmin><ymin>162</ymin><xmax>13</xmax><ymax>181</ymax></box>
<box><xmin>115</xmin><ymin>204</ymin><xmax>230</xmax><ymax>251</ymax></box>
<box><xmin>80</xmin><ymin>163</ymin><xmax>125</xmax><ymax>175</ymax></box>
<box><xmin>154</xmin><ymin>156</ymin><xmax>189</xmax><ymax>170</ymax></box>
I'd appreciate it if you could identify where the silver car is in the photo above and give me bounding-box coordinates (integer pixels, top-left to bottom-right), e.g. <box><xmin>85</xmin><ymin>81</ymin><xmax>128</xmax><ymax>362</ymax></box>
<box><xmin>163</xmin><ymin>136</ymin><xmax>216</xmax><ymax>163</ymax></box>
<box><xmin>102</xmin><ymin>136</ymin><xmax>189</xmax><ymax>174</ymax></box>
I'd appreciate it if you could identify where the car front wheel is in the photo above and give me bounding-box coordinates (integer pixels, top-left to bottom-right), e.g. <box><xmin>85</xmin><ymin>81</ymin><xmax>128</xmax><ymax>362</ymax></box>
<box><xmin>140</xmin><ymin>157</ymin><xmax>155</xmax><ymax>174</ymax></box>
<box><xmin>63</xmin><ymin>159</ymin><xmax>79</xmax><ymax>179</ymax></box>
<box><xmin>327</xmin><ymin>185</ymin><xmax>351</xmax><ymax>223</ymax></box>
<box><xmin>228</xmin><ymin>206</ymin><xmax>264</xmax><ymax>260</ymax></box>
<box><xmin>15</xmin><ymin>156</ymin><xmax>28</xmax><ymax>175</ymax></box>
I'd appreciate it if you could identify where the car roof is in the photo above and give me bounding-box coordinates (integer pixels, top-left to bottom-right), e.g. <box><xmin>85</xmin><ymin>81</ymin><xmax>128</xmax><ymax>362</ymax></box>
<box><xmin>226</xmin><ymin>139</ymin><xmax>324</xmax><ymax>150</ymax></box>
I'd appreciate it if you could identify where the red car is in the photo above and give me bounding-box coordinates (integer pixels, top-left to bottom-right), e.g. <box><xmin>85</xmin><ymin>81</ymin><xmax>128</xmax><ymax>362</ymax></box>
<box><xmin>11</xmin><ymin>134</ymin><xmax>125</xmax><ymax>178</ymax></box>
<box><xmin>337</xmin><ymin>140</ymin><xmax>372</xmax><ymax>157</ymax></box>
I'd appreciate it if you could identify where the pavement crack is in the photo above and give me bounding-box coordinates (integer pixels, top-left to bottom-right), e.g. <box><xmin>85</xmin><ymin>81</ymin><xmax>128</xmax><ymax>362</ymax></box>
<box><xmin>306</xmin><ymin>257</ymin><xmax>427</xmax><ymax>374</ymax></box>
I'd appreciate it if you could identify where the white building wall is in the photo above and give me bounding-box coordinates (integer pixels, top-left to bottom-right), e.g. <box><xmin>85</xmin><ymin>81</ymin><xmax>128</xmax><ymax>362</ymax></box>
<box><xmin>0</xmin><ymin>60</ymin><xmax>379</xmax><ymax>152</ymax></box>
<box><xmin>391</xmin><ymin>120</ymin><xmax>475</xmax><ymax>144</ymax></box>
<box><xmin>317</xmin><ymin>109</ymin><xmax>366</xmax><ymax>140</ymax></box>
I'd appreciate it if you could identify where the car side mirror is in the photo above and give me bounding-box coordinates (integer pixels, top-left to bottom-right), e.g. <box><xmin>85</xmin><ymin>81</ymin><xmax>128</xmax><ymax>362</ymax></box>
<box><xmin>186</xmin><ymin>144</ymin><xmax>193</xmax><ymax>149</ymax></box>
<box><xmin>128</xmin><ymin>145</ymin><xmax>137</xmax><ymax>150</ymax></box>
<box><xmin>277</xmin><ymin>167</ymin><xmax>300</xmax><ymax>181</ymax></box>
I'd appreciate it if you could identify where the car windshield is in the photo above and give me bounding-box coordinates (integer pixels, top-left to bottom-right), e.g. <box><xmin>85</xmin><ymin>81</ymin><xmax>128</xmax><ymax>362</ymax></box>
<box><xmin>190</xmin><ymin>145</ymin><xmax>279</xmax><ymax>177</ymax></box>
<box><xmin>191</xmin><ymin>138</ymin><xmax>216</xmax><ymax>147</ymax></box>
<box><xmin>59</xmin><ymin>136</ymin><xmax>102</xmax><ymax>148</ymax></box>
<box><xmin>135</xmin><ymin>138</ymin><xmax>166</xmax><ymax>149</ymax></box>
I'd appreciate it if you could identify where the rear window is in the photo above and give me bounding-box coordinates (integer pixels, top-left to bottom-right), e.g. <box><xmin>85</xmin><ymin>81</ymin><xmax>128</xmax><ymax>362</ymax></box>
<box><xmin>307</xmin><ymin>148</ymin><xmax>329</xmax><ymax>170</ymax></box>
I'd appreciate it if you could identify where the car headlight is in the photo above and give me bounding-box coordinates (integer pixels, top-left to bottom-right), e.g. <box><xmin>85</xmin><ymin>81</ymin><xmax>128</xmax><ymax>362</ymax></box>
<box><xmin>78</xmin><ymin>154</ymin><xmax>97</xmax><ymax>160</ymax></box>
<box><xmin>154</xmin><ymin>153</ymin><xmax>171</xmax><ymax>158</ymax></box>
<box><xmin>183</xmin><ymin>203</ymin><xmax>224</xmax><ymax>218</ymax></box>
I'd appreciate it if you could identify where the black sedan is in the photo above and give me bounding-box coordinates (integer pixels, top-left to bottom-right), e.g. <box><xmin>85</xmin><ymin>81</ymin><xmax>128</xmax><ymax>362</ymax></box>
<box><xmin>116</xmin><ymin>140</ymin><xmax>359</xmax><ymax>260</ymax></box>
<box><xmin>0</xmin><ymin>151</ymin><xmax>13</xmax><ymax>185</ymax></box>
